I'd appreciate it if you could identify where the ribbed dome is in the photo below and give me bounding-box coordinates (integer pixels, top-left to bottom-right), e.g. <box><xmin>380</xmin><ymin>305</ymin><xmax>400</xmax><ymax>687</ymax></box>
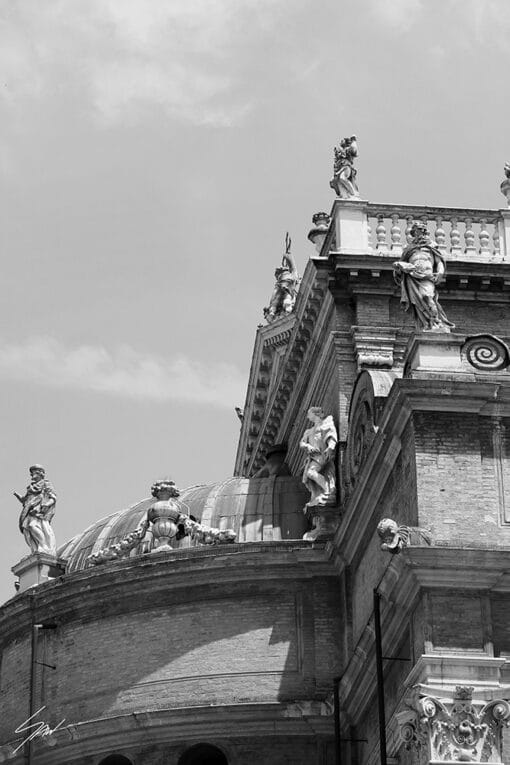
<box><xmin>59</xmin><ymin>475</ymin><xmax>310</xmax><ymax>572</ymax></box>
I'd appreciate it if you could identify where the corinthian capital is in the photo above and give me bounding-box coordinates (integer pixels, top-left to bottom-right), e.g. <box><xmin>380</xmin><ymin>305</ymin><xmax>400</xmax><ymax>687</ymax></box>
<box><xmin>397</xmin><ymin>686</ymin><xmax>510</xmax><ymax>763</ymax></box>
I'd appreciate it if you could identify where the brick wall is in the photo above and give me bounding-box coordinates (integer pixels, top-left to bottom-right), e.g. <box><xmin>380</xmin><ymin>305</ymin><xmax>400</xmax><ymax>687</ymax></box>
<box><xmin>414</xmin><ymin>412</ymin><xmax>510</xmax><ymax>545</ymax></box>
<box><xmin>0</xmin><ymin>576</ymin><xmax>342</xmax><ymax>748</ymax></box>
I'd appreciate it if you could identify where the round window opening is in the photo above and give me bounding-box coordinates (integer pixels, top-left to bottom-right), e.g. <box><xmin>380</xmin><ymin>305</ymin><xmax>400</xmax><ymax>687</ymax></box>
<box><xmin>178</xmin><ymin>743</ymin><xmax>228</xmax><ymax>765</ymax></box>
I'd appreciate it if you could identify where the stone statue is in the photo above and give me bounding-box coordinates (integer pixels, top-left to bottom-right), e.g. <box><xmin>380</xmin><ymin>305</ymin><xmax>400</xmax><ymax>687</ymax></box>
<box><xmin>300</xmin><ymin>407</ymin><xmax>338</xmax><ymax>508</ymax></box>
<box><xmin>501</xmin><ymin>162</ymin><xmax>510</xmax><ymax>205</ymax></box>
<box><xmin>393</xmin><ymin>222</ymin><xmax>454</xmax><ymax>333</ymax></box>
<box><xmin>14</xmin><ymin>465</ymin><xmax>57</xmax><ymax>556</ymax></box>
<box><xmin>87</xmin><ymin>478</ymin><xmax>236</xmax><ymax>565</ymax></box>
<box><xmin>377</xmin><ymin>518</ymin><xmax>432</xmax><ymax>554</ymax></box>
<box><xmin>330</xmin><ymin>135</ymin><xmax>359</xmax><ymax>198</ymax></box>
<box><xmin>263</xmin><ymin>233</ymin><xmax>299</xmax><ymax>322</ymax></box>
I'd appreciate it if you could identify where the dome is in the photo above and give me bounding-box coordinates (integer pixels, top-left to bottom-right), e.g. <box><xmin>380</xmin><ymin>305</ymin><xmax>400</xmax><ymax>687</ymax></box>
<box><xmin>59</xmin><ymin>475</ymin><xmax>310</xmax><ymax>572</ymax></box>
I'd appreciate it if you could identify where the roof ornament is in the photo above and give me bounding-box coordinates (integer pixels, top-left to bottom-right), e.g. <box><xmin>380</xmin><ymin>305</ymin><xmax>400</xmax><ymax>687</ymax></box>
<box><xmin>330</xmin><ymin>135</ymin><xmax>360</xmax><ymax>199</ymax></box>
<box><xmin>263</xmin><ymin>232</ymin><xmax>300</xmax><ymax>323</ymax></box>
<box><xmin>501</xmin><ymin>161</ymin><xmax>510</xmax><ymax>206</ymax></box>
<box><xmin>393</xmin><ymin>222</ymin><xmax>454</xmax><ymax>333</ymax></box>
<box><xmin>307</xmin><ymin>212</ymin><xmax>331</xmax><ymax>254</ymax></box>
<box><xmin>377</xmin><ymin>518</ymin><xmax>432</xmax><ymax>554</ymax></box>
<box><xmin>87</xmin><ymin>479</ymin><xmax>236</xmax><ymax>565</ymax></box>
<box><xmin>13</xmin><ymin>465</ymin><xmax>57</xmax><ymax>556</ymax></box>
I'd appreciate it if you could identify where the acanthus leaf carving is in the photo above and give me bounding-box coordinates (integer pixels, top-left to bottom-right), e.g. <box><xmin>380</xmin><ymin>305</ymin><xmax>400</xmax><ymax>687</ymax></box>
<box><xmin>397</xmin><ymin>686</ymin><xmax>510</xmax><ymax>763</ymax></box>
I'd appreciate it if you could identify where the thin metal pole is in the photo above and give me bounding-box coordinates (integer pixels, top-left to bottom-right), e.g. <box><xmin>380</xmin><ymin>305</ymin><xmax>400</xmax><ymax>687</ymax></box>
<box><xmin>334</xmin><ymin>676</ymin><xmax>341</xmax><ymax>765</ymax></box>
<box><xmin>373</xmin><ymin>589</ymin><xmax>387</xmax><ymax>765</ymax></box>
<box><xmin>27</xmin><ymin>623</ymin><xmax>41</xmax><ymax>765</ymax></box>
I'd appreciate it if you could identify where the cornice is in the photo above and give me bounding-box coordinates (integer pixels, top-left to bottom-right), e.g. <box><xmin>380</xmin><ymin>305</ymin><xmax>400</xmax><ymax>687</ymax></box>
<box><xmin>243</xmin><ymin>260</ymin><xmax>334</xmax><ymax>475</ymax></box>
<box><xmin>234</xmin><ymin>315</ymin><xmax>295</xmax><ymax>474</ymax></box>
<box><xmin>0</xmin><ymin>542</ymin><xmax>335</xmax><ymax>645</ymax></box>
<box><xmin>1</xmin><ymin>701</ymin><xmax>335</xmax><ymax>764</ymax></box>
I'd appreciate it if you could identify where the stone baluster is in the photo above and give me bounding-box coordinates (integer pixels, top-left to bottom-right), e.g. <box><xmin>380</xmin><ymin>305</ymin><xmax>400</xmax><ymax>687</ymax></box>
<box><xmin>390</xmin><ymin>214</ymin><xmax>402</xmax><ymax>254</ymax></box>
<box><xmin>376</xmin><ymin>215</ymin><xmax>387</xmax><ymax>252</ymax></box>
<box><xmin>450</xmin><ymin>217</ymin><xmax>461</xmax><ymax>257</ymax></box>
<box><xmin>434</xmin><ymin>217</ymin><xmax>446</xmax><ymax>252</ymax></box>
<box><xmin>479</xmin><ymin>219</ymin><xmax>491</xmax><ymax>257</ymax></box>
<box><xmin>405</xmin><ymin>216</ymin><xmax>414</xmax><ymax>244</ymax></box>
<box><xmin>464</xmin><ymin>217</ymin><xmax>476</xmax><ymax>256</ymax></box>
<box><xmin>493</xmin><ymin>223</ymin><xmax>501</xmax><ymax>259</ymax></box>
<box><xmin>367</xmin><ymin>219</ymin><xmax>372</xmax><ymax>252</ymax></box>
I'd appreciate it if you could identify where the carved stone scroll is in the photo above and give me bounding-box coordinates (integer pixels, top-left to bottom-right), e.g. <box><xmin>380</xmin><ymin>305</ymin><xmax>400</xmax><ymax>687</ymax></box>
<box><xmin>397</xmin><ymin>686</ymin><xmax>510</xmax><ymax>763</ymax></box>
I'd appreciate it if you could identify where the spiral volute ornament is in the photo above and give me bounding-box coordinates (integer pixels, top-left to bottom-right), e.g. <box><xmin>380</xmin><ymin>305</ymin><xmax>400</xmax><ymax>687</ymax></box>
<box><xmin>463</xmin><ymin>334</ymin><xmax>510</xmax><ymax>371</ymax></box>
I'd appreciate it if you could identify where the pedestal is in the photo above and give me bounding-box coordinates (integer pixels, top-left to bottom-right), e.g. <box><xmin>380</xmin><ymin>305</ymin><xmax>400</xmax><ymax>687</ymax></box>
<box><xmin>303</xmin><ymin>507</ymin><xmax>340</xmax><ymax>541</ymax></box>
<box><xmin>333</xmin><ymin>198</ymin><xmax>369</xmax><ymax>255</ymax></box>
<box><xmin>11</xmin><ymin>552</ymin><xmax>66</xmax><ymax>593</ymax></box>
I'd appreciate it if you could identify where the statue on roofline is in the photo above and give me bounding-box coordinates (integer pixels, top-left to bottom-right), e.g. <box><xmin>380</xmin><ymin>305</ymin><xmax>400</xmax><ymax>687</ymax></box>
<box><xmin>330</xmin><ymin>135</ymin><xmax>360</xmax><ymax>199</ymax></box>
<box><xmin>87</xmin><ymin>478</ymin><xmax>236</xmax><ymax>566</ymax></box>
<box><xmin>263</xmin><ymin>232</ymin><xmax>300</xmax><ymax>323</ymax></box>
<box><xmin>393</xmin><ymin>222</ymin><xmax>454</xmax><ymax>333</ymax></box>
<box><xmin>300</xmin><ymin>407</ymin><xmax>338</xmax><ymax>508</ymax></box>
<box><xmin>501</xmin><ymin>162</ymin><xmax>510</xmax><ymax>205</ymax></box>
<box><xmin>14</xmin><ymin>465</ymin><xmax>57</xmax><ymax>556</ymax></box>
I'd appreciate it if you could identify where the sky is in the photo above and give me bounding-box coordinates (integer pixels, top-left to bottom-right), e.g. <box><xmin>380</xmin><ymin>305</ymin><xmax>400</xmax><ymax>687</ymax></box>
<box><xmin>1</xmin><ymin>0</ymin><xmax>510</xmax><ymax>604</ymax></box>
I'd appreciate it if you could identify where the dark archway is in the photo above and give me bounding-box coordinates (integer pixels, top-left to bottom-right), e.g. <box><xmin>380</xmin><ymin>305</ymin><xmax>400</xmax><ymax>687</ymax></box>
<box><xmin>178</xmin><ymin>743</ymin><xmax>228</xmax><ymax>765</ymax></box>
<box><xmin>98</xmin><ymin>756</ymin><xmax>133</xmax><ymax>765</ymax></box>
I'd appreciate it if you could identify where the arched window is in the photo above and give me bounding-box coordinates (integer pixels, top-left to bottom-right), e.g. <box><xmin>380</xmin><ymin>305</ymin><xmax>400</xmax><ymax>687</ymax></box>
<box><xmin>178</xmin><ymin>743</ymin><xmax>228</xmax><ymax>765</ymax></box>
<box><xmin>98</xmin><ymin>756</ymin><xmax>133</xmax><ymax>765</ymax></box>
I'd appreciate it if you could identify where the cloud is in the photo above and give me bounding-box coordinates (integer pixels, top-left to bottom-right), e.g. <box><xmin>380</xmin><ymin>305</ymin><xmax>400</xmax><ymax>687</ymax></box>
<box><xmin>0</xmin><ymin>336</ymin><xmax>245</xmax><ymax>408</ymax></box>
<box><xmin>369</xmin><ymin>0</ymin><xmax>423</xmax><ymax>32</ymax></box>
<box><xmin>0</xmin><ymin>0</ymin><xmax>282</xmax><ymax>127</ymax></box>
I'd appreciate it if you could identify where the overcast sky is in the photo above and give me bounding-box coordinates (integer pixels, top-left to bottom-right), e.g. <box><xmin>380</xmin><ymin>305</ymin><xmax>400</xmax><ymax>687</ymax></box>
<box><xmin>1</xmin><ymin>0</ymin><xmax>509</xmax><ymax>604</ymax></box>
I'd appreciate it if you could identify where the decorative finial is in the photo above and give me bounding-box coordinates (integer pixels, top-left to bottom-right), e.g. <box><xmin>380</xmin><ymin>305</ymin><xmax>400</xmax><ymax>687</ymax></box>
<box><xmin>501</xmin><ymin>162</ymin><xmax>510</xmax><ymax>206</ymax></box>
<box><xmin>307</xmin><ymin>212</ymin><xmax>331</xmax><ymax>253</ymax></box>
<box><xmin>330</xmin><ymin>135</ymin><xmax>359</xmax><ymax>199</ymax></box>
<box><xmin>263</xmin><ymin>233</ymin><xmax>300</xmax><ymax>323</ymax></box>
<box><xmin>235</xmin><ymin>406</ymin><xmax>244</xmax><ymax>422</ymax></box>
<box><xmin>393</xmin><ymin>222</ymin><xmax>454</xmax><ymax>333</ymax></box>
<box><xmin>13</xmin><ymin>465</ymin><xmax>57</xmax><ymax>555</ymax></box>
<box><xmin>87</xmin><ymin>479</ymin><xmax>236</xmax><ymax>565</ymax></box>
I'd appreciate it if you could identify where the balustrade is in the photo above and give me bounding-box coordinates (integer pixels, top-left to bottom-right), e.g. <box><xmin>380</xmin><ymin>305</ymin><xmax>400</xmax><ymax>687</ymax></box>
<box><xmin>364</xmin><ymin>204</ymin><xmax>506</xmax><ymax>261</ymax></box>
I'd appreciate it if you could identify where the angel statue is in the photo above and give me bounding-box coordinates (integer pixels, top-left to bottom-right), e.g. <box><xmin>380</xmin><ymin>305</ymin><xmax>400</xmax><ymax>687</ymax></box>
<box><xmin>14</xmin><ymin>465</ymin><xmax>57</xmax><ymax>556</ymax></box>
<box><xmin>263</xmin><ymin>233</ymin><xmax>300</xmax><ymax>322</ymax></box>
<box><xmin>393</xmin><ymin>222</ymin><xmax>454</xmax><ymax>333</ymax></box>
<box><xmin>377</xmin><ymin>518</ymin><xmax>432</xmax><ymax>554</ymax></box>
<box><xmin>300</xmin><ymin>407</ymin><xmax>338</xmax><ymax>508</ymax></box>
<box><xmin>330</xmin><ymin>135</ymin><xmax>360</xmax><ymax>198</ymax></box>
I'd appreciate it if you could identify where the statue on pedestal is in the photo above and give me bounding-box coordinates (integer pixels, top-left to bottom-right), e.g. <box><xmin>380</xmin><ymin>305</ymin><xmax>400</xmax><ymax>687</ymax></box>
<box><xmin>300</xmin><ymin>407</ymin><xmax>338</xmax><ymax>508</ymax></box>
<box><xmin>330</xmin><ymin>135</ymin><xmax>359</xmax><ymax>198</ymax></box>
<box><xmin>14</xmin><ymin>465</ymin><xmax>57</xmax><ymax>556</ymax></box>
<box><xmin>264</xmin><ymin>233</ymin><xmax>299</xmax><ymax>322</ymax></box>
<box><xmin>393</xmin><ymin>222</ymin><xmax>454</xmax><ymax>333</ymax></box>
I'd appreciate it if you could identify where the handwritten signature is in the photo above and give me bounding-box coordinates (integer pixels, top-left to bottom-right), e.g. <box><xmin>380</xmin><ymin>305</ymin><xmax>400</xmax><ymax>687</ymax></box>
<box><xmin>13</xmin><ymin>706</ymin><xmax>66</xmax><ymax>754</ymax></box>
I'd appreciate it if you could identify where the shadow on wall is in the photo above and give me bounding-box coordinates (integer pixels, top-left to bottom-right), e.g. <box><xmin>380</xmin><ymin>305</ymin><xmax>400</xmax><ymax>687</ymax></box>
<box><xmin>23</xmin><ymin>583</ymin><xmax>318</xmax><ymax>729</ymax></box>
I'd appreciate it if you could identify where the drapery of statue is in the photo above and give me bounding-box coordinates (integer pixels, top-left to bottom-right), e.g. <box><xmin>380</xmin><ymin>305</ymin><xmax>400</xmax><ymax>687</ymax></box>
<box><xmin>263</xmin><ymin>233</ymin><xmax>299</xmax><ymax>323</ymax></box>
<box><xmin>329</xmin><ymin>135</ymin><xmax>359</xmax><ymax>199</ymax></box>
<box><xmin>299</xmin><ymin>407</ymin><xmax>338</xmax><ymax>508</ymax></box>
<box><xmin>393</xmin><ymin>222</ymin><xmax>454</xmax><ymax>333</ymax></box>
<box><xmin>14</xmin><ymin>465</ymin><xmax>57</xmax><ymax>556</ymax></box>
